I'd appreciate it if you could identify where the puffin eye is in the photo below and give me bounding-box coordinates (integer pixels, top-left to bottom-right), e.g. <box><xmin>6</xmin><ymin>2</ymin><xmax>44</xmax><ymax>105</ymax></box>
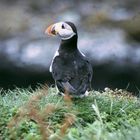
<box><xmin>62</xmin><ymin>24</ymin><xmax>65</xmax><ymax>29</ymax></box>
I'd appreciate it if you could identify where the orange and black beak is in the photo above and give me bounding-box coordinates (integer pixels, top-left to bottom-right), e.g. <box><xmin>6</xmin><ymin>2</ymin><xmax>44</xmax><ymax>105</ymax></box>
<box><xmin>45</xmin><ymin>24</ymin><xmax>57</xmax><ymax>36</ymax></box>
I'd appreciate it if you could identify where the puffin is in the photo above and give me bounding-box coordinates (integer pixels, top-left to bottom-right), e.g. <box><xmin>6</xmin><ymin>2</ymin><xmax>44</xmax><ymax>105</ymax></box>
<box><xmin>45</xmin><ymin>21</ymin><xmax>93</xmax><ymax>97</ymax></box>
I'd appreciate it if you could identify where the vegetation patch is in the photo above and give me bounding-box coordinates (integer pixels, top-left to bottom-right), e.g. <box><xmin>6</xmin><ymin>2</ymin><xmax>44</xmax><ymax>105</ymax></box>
<box><xmin>0</xmin><ymin>86</ymin><xmax>140</xmax><ymax>140</ymax></box>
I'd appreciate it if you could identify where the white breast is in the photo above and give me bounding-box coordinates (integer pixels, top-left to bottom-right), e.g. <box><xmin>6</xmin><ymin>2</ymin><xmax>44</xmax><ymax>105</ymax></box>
<box><xmin>80</xmin><ymin>51</ymin><xmax>86</xmax><ymax>57</ymax></box>
<box><xmin>49</xmin><ymin>50</ymin><xmax>59</xmax><ymax>72</ymax></box>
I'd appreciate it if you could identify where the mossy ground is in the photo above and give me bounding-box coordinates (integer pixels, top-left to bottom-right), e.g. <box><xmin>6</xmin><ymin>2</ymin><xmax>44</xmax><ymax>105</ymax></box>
<box><xmin>0</xmin><ymin>86</ymin><xmax>140</xmax><ymax>140</ymax></box>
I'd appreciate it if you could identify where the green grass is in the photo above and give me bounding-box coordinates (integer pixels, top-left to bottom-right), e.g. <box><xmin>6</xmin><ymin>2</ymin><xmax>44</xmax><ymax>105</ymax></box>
<box><xmin>0</xmin><ymin>86</ymin><xmax>140</xmax><ymax>140</ymax></box>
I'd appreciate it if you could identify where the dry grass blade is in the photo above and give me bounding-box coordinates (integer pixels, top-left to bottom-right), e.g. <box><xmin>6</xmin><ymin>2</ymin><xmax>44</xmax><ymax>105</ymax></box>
<box><xmin>60</xmin><ymin>114</ymin><xmax>75</xmax><ymax>138</ymax></box>
<box><xmin>8</xmin><ymin>85</ymin><xmax>57</xmax><ymax>140</ymax></box>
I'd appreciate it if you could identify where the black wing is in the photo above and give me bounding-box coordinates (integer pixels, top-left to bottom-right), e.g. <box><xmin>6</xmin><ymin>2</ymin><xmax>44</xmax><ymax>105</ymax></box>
<box><xmin>51</xmin><ymin>55</ymin><xmax>93</xmax><ymax>95</ymax></box>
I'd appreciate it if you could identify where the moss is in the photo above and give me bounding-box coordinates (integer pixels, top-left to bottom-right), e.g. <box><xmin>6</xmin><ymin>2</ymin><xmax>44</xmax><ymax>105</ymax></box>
<box><xmin>0</xmin><ymin>87</ymin><xmax>140</xmax><ymax>139</ymax></box>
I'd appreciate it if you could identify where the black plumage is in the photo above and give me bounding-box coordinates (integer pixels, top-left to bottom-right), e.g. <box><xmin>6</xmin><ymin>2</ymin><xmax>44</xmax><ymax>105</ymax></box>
<box><xmin>47</xmin><ymin>22</ymin><xmax>93</xmax><ymax>96</ymax></box>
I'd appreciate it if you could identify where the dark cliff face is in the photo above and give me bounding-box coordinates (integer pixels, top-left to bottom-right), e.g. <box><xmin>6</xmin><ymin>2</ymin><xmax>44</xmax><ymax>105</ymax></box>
<box><xmin>0</xmin><ymin>0</ymin><xmax>140</xmax><ymax>94</ymax></box>
<box><xmin>1</xmin><ymin>63</ymin><xmax>140</xmax><ymax>94</ymax></box>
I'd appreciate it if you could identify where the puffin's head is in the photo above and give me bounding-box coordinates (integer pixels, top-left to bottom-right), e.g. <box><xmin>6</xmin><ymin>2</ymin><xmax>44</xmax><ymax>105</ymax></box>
<box><xmin>45</xmin><ymin>21</ymin><xmax>77</xmax><ymax>40</ymax></box>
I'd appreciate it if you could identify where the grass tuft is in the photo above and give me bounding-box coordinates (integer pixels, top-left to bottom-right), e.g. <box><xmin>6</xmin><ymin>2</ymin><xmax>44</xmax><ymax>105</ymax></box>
<box><xmin>0</xmin><ymin>86</ymin><xmax>140</xmax><ymax>140</ymax></box>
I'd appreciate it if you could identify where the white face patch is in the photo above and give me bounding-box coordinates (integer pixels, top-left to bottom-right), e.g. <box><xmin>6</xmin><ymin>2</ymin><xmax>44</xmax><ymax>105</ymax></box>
<box><xmin>53</xmin><ymin>22</ymin><xmax>76</xmax><ymax>40</ymax></box>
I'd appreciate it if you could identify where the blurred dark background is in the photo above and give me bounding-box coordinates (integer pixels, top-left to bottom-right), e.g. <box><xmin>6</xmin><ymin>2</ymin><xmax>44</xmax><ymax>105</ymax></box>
<box><xmin>0</xmin><ymin>0</ymin><xmax>140</xmax><ymax>94</ymax></box>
